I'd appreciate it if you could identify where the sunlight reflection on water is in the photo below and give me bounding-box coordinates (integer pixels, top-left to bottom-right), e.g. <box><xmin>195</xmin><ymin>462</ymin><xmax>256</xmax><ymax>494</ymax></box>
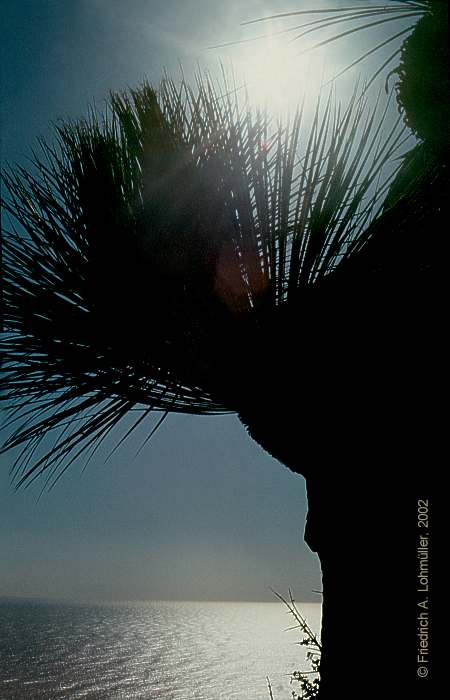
<box><xmin>0</xmin><ymin>599</ymin><xmax>322</xmax><ymax>699</ymax></box>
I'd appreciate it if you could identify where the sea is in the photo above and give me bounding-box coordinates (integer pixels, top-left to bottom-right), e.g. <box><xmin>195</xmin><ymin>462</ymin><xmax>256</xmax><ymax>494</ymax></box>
<box><xmin>0</xmin><ymin>598</ymin><xmax>321</xmax><ymax>700</ymax></box>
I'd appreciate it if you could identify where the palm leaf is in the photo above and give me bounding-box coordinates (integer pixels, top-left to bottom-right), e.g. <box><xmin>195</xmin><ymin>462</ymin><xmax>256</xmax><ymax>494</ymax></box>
<box><xmin>1</xmin><ymin>74</ymin><xmax>412</xmax><ymax>486</ymax></box>
<box><xmin>222</xmin><ymin>1</ymin><xmax>431</xmax><ymax>89</ymax></box>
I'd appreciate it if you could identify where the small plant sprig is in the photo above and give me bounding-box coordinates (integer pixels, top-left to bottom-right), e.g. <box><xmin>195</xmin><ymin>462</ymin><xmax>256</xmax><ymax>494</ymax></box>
<box><xmin>267</xmin><ymin>588</ymin><xmax>322</xmax><ymax>700</ymax></box>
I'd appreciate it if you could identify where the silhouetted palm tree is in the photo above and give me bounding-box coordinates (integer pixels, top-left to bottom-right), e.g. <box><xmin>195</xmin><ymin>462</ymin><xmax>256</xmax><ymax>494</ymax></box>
<box><xmin>1</xmin><ymin>77</ymin><xmax>406</xmax><ymax>487</ymax></box>
<box><xmin>1</xmin><ymin>1</ymin><xmax>447</xmax><ymax>691</ymax></box>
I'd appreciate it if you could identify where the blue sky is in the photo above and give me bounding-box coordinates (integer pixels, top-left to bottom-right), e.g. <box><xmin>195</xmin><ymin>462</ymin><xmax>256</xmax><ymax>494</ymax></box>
<box><xmin>0</xmin><ymin>0</ymin><xmax>325</xmax><ymax>603</ymax></box>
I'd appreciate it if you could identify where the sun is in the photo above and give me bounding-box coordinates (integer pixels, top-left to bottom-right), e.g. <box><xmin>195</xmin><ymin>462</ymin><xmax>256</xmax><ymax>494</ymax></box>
<box><xmin>226</xmin><ymin>30</ymin><xmax>329</xmax><ymax>116</ymax></box>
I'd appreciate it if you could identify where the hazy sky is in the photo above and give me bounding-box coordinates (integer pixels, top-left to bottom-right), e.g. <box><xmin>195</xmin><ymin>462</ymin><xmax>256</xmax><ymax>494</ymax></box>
<box><xmin>0</xmin><ymin>0</ymin><xmax>411</xmax><ymax>603</ymax></box>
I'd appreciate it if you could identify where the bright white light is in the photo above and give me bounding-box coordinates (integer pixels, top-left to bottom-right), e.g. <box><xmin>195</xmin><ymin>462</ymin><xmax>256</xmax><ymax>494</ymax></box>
<box><xmin>226</xmin><ymin>29</ymin><xmax>329</xmax><ymax>116</ymax></box>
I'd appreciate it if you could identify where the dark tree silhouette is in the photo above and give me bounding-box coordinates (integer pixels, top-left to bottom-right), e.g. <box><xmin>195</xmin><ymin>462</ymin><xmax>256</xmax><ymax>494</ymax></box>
<box><xmin>1</xmin><ymin>78</ymin><xmax>407</xmax><ymax>486</ymax></box>
<box><xmin>1</xmin><ymin>2</ymin><xmax>447</xmax><ymax>696</ymax></box>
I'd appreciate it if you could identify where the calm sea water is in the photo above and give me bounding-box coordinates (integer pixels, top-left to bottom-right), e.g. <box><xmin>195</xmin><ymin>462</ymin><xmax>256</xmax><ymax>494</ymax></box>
<box><xmin>0</xmin><ymin>599</ymin><xmax>321</xmax><ymax>699</ymax></box>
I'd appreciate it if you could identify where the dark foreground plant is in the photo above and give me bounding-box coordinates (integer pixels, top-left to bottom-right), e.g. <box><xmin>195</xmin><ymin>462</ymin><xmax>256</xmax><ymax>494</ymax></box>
<box><xmin>1</xmin><ymin>75</ymin><xmax>407</xmax><ymax>489</ymax></box>
<box><xmin>267</xmin><ymin>589</ymin><xmax>321</xmax><ymax>700</ymax></box>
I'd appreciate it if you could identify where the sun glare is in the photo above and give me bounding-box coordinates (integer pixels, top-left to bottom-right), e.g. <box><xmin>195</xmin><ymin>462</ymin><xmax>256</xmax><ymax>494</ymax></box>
<box><xmin>229</xmin><ymin>31</ymin><xmax>328</xmax><ymax>116</ymax></box>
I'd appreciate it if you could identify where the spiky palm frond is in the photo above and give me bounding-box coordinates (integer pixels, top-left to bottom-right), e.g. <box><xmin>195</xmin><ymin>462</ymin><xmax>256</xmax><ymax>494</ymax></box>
<box><xmin>241</xmin><ymin>1</ymin><xmax>430</xmax><ymax>88</ymax></box>
<box><xmin>241</xmin><ymin>1</ymin><xmax>449</xmax><ymax>146</ymax></box>
<box><xmin>1</xmin><ymin>75</ymin><xmax>409</xmax><ymax>487</ymax></box>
